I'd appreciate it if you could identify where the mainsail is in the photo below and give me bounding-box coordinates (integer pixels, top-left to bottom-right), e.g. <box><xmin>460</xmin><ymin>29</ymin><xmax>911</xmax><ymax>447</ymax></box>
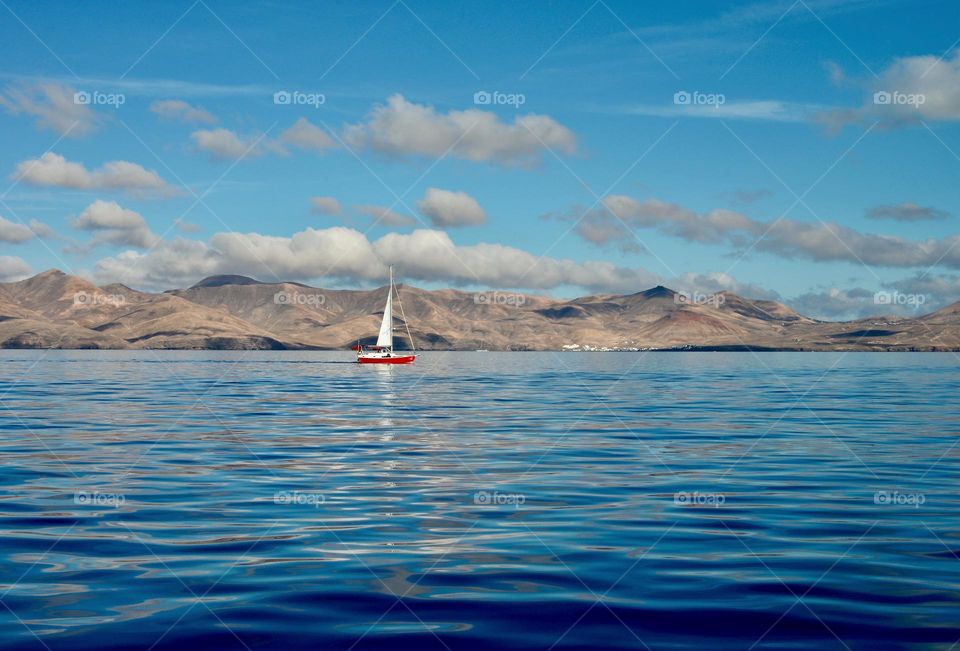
<box><xmin>375</xmin><ymin>269</ymin><xmax>393</xmax><ymax>348</ymax></box>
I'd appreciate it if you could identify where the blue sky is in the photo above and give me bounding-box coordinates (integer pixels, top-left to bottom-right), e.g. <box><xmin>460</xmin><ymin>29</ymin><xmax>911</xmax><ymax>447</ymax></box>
<box><xmin>1</xmin><ymin>0</ymin><xmax>958</xmax><ymax>319</ymax></box>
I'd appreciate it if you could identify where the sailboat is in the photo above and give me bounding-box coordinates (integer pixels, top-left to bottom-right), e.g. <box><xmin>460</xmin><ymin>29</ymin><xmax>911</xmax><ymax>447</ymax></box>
<box><xmin>355</xmin><ymin>267</ymin><xmax>416</xmax><ymax>364</ymax></box>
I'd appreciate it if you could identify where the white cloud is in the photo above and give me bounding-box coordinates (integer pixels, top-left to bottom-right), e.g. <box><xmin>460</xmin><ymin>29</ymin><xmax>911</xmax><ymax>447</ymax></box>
<box><xmin>784</xmin><ymin>279</ymin><xmax>949</xmax><ymax>321</ymax></box>
<box><xmin>310</xmin><ymin>196</ymin><xmax>341</xmax><ymax>215</ymax></box>
<box><xmin>560</xmin><ymin>195</ymin><xmax>960</xmax><ymax>270</ymax></box>
<box><xmin>788</xmin><ymin>286</ymin><xmax>878</xmax><ymax>321</ymax></box>
<box><xmin>71</xmin><ymin>199</ymin><xmax>159</xmax><ymax>249</ymax></box>
<box><xmin>0</xmin><ymin>83</ymin><xmax>100</xmax><ymax>137</ymax></box>
<box><xmin>150</xmin><ymin>99</ymin><xmax>217</xmax><ymax>124</ymax></box>
<box><xmin>191</xmin><ymin>128</ymin><xmax>264</xmax><ymax>160</ymax></box>
<box><xmin>12</xmin><ymin>153</ymin><xmax>174</xmax><ymax>197</ymax></box>
<box><xmin>343</xmin><ymin>94</ymin><xmax>577</xmax><ymax>166</ymax></box>
<box><xmin>92</xmin><ymin>226</ymin><xmax>660</xmax><ymax>294</ymax></box>
<box><xmin>192</xmin><ymin>120</ymin><xmax>333</xmax><ymax>160</ymax></box>
<box><xmin>673</xmin><ymin>271</ymin><xmax>781</xmax><ymax>301</ymax></box>
<box><xmin>417</xmin><ymin>188</ymin><xmax>486</xmax><ymax>227</ymax></box>
<box><xmin>95</xmin><ymin>238</ymin><xmax>223</xmax><ymax>289</ymax></box>
<box><xmin>0</xmin><ymin>216</ymin><xmax>38</xmax><ymax>243</ymax></box>
<box><xmin>886</xmin><ymin>273</ymin><xmax>960</xmax><ymax>312</ymax></box>
<box><xmin>0</xmin><ymin>255</ymin><xmax>31</xmax><ymax>282</ymax></box>
<box><xmin>819</xmin><ymin>51</ymin><xmax>960</xmax><ymax>128</ymax></box>
<box><xmin>26</xmin><ymin>219</ymin><xmax>56</xmax><ymax>239</ymax></box>
<box><xmin>279</xmin><ymin>118</ymin><xmax>334</xmax><ymax>152</ymax></box>
<box><xmin>355</xmin><ymin>204</ymin><xmax>415</xmax><ymax>227</ymax></box>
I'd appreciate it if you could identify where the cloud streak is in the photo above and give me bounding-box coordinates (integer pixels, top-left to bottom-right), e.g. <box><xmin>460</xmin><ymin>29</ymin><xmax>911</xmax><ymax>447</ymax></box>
<box><xmin>0</xmin><ymin>83</ymin><xmax>100</xmax><ymax>137</ymax></box>
<box><xmin>560</xmin><ymin>195</ymin><xmax>960</xmax><ymax>271</ymax></box>
<box><xmin>150</xmin><ymin>99</ymin><xmax>217</xmax><ymax>124</ymax></box>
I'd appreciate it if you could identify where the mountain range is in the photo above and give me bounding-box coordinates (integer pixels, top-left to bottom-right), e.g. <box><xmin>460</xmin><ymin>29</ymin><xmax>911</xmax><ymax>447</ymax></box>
<box><xmin>0</xmin><ymin>270</ymin><xmax>957</xmax><ymax>351</ymax></box>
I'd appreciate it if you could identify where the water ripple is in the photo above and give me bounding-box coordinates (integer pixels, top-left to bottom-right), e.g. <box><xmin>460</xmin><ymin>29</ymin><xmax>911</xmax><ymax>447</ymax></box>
<box><xmin>0</xmin><ymin>351</ymin><xmax>958</xmax><ymax>649</ymax></box>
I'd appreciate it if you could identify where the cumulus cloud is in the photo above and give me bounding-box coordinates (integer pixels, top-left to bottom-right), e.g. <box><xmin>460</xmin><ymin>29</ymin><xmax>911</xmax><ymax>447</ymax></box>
<box><xmin>26</xmin><ymin>219</ymin><xmax>56</xmax><ymax>239</ymax></box>
<box><xmin>191</xmin><ymin>128</ymin><xmax>264</xmax><ymax>160</ymax></box>
<box><xmin>71</xmin><ymin>199</ymin><xmax>160</xmax><ymax>249</ymax></box>
<box><xmin>417</xmin><ymin>188</ymin><xmax>486</xmax><ymax>227</ymax></box>
<box><xmin>785</xmin><ymin>280</ymin><xmax>946</xmax><ymax>321</ymax></box>
<box><xmin>559</xmin><ymin>195</ymin><xmax>960</xmax><ymax>271</ymax></box>
<box><xmin>343</xmin><ymin>94</ymin><xmax>577</xmax><ymax>166</ymax></box>
<box><xmin>310</xmin><ymin>196</ymin><xmax>341</xmax><ymax>215</ymax></box>
<box><xmin>92</xmin><ymin>226</ymin><xmax>661</xmax><ymax>293</ymax></box>
<box><xmin>0</xmin><ymin>217</ymin><xmax>54</xmax><ymax>244</ymax></box>
<box><xmin>192</xmin><ymin>120</ymin><xmax>332</xmax><ymax>160</ymax></box>
<box><xmin>884</xmin><ymin>273</ymin><xmax>960</xmax><ymax>312</ymax></box>
<box><xmin>673</xmin><ymin>271</ymin><xmax>781</xmax><ymax>301</ymax></box>
<box><xmin>0</xmin><ymin>255</ymin><xmax>31</xmax><ymax>282</ymax></box>
<box><xmin>150</xmin><ymin>99</ymin><xmax>217</xmax><ymax>124</ymax></box>
<box><xmin>0</xmin><ymin>216</ymin><xmax>39</xmax><ymax>243</ymax></box>
<box><xmin>865</xmin><ymin>202</ymin><xmax>950</xmax><ymax>222</ymax></box>
<box><xmin>788</xmin><ymin>287</ymin><xmax>879</xmax><ymax>321</ymax></box>
<box><xmin>12</xmin><ymin>152</ymin><xmax>174</xmax><ymax>197</ymax></box>
<box><xmin>819</xmin><ymin>51</ymin><xmax>960</xmax><ymax>129</ymax></box>
<box><xmin>278</xmin><ymin>118</ymin><xmax>334</xmax><ymax>152</ymax></box>
<box><xmin>355</xmin><ymin>204</ymin><xmax>415</xmax><ymax>227</ymax></box>
<box><xmin>0</xmin><ymin>83</ymin><xmax>100</xmax><ymax>137</ymax></box>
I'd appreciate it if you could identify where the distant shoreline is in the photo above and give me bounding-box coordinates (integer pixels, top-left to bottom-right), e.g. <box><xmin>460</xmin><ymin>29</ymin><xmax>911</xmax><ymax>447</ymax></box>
<box><xmin>1</xmin><ymin>346</ymin><xmax>957</xmax><ymax>352</ymax></box>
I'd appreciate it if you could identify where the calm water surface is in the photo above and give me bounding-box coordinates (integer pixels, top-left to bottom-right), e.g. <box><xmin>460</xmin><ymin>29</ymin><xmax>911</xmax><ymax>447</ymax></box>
<box><xmin>0</xmin><ymin>351</ymin><xmax>958</xmax><ymax>650</ymax></box>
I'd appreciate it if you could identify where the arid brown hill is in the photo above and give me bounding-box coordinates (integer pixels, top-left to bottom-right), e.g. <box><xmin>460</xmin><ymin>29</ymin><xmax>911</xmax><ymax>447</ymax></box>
<box><xmin>0</xmin><ymin>270</ymin><xmax>956</xmax><ymax>350</ymax></box>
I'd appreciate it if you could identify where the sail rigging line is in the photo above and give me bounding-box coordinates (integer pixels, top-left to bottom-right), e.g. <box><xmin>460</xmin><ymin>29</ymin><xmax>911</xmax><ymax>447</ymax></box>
<box><xmin>394</xmin><ymin>279</ymin><xmax>415</xmax><ymax>352</ymax></box>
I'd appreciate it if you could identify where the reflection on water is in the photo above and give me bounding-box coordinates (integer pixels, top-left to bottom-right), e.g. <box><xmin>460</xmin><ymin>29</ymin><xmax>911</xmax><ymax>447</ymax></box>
<box><xmin>0</xmin><ymin>351</ymin><xmax>959</xmax><ymax>650</ymax></box>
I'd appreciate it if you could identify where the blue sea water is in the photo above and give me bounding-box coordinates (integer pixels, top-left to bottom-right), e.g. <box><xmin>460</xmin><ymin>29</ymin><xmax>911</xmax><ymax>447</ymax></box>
<box><xmin>0</xmin><ymin>350</ymin><xmax>958</xmax><ymax>650</ymax></box>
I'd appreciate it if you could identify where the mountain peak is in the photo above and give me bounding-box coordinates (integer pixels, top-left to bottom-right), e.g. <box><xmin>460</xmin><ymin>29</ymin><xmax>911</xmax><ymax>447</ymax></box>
<box><xmin>191</xmin><ymin>275</ymin><xmax>265</xmax><ymax>289</ymax></box>
<box><xmin>35</xmin><ymin>269</ymin><xmax>66</xmax><ymax>279</ymax></box>
<box><xmin>640</xmin><ymin>285</ymin><xmax>676</xmax><ymax>299</ymax></box>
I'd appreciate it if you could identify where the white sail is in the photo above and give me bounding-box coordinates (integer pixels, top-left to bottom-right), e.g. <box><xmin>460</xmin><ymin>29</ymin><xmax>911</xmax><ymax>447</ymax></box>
<box><xmin>375</xmin><ymin>269</ymin><xmax>393</xmax><ymax>348</ymax></box>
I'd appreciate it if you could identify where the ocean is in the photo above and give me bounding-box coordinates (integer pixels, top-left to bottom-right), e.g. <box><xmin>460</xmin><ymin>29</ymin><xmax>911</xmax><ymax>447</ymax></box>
<box><xmin>0</xmin><ymin>351</ymin><xmax>958</xmax><ymax>650</ymax></box>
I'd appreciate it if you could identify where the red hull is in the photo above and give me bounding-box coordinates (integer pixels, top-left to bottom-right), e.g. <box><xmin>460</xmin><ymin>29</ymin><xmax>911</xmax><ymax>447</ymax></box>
<box><xmin>357</xmin><ymin>355</ymin><xmax>416</xmax><ymax>364</ymax></box>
